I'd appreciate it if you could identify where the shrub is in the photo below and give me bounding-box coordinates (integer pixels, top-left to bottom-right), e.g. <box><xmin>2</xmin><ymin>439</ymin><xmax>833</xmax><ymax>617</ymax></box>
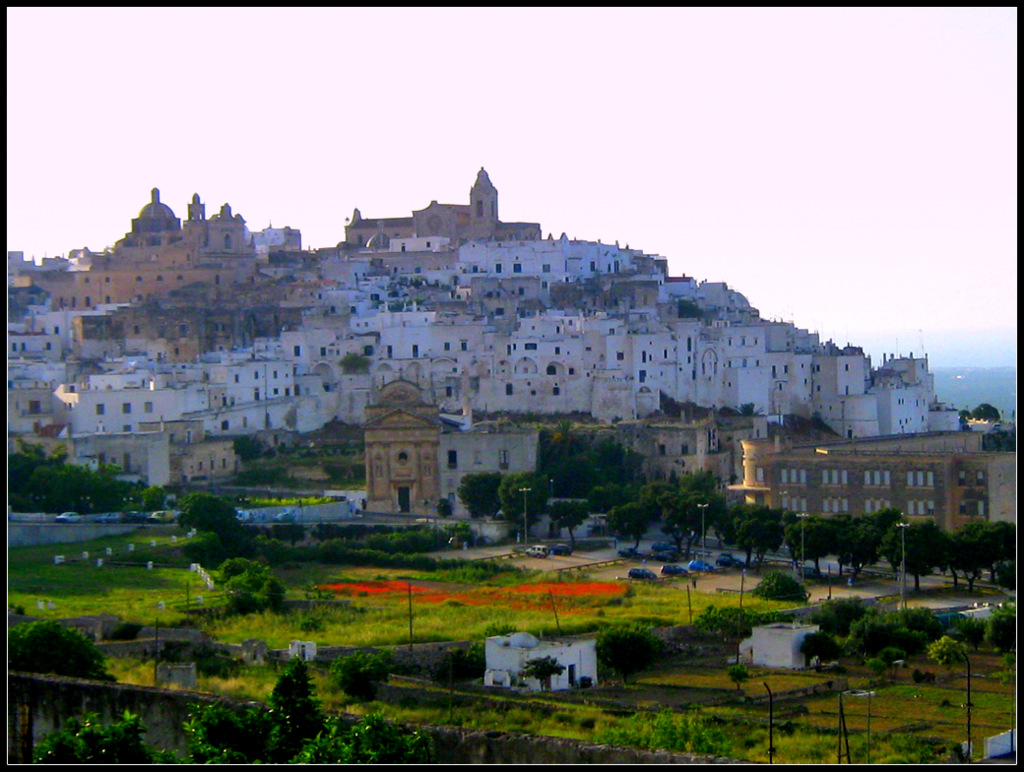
<box><xmin>9</xmin><ymin>620</ymin><xmax>113</xmax><ymax>681</ymax></box>
<box><xmin>751</xmin><ymin>571</ymin><xmax>809</xmax><ymax>603</ymax></box>
<box><xmin>330</xmin><ymin>650</ymin><xmax>395</xmax><ymax>701</ymax></box>
<box><xmin>108</xmin><ymin>622</ymin><xmax>143</xmax><ymax>641</ymax></box>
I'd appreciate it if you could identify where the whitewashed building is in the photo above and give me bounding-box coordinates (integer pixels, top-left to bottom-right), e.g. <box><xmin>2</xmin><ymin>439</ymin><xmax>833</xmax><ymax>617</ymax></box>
<box><xmin>484</xmin><ymin>632</ymin><xmax>597</xmax><ymax>691</ymax></box>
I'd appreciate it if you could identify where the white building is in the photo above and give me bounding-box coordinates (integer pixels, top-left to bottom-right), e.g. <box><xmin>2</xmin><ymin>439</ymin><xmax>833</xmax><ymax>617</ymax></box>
<box><xmin>739</xmin><ymin>623</ymin><xmax>820</xmax><ymax>669</ymax></box>
<box><xmin>484</xmin><ymin>632</ymin><xmax>597</xmax><ymax>691</ymax></box>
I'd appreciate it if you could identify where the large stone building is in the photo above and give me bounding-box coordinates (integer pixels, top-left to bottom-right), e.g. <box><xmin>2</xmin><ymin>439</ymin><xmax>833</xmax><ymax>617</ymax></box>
<box><xmin>363</xmin><ymin>380</ymin><xmax>536</xmax><ymax>516</ymax></box>
<box><xmin>732</xmin><ymin>431</ymin><xmax>1015</xmax><ymax>532</ymax></box>
<box><xmin>342</xmin><ymin>168</ymin><xmax>541</xmax><ymax>248</ymax></box>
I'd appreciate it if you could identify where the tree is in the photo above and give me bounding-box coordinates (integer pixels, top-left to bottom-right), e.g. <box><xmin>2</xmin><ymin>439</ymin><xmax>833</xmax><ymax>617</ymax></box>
<box><xmin>33</xmin><ymin>710</ymin><xmax>174</xmax><ymax>764</ymax></box>
<box><xmin>970</xmin><ymin>403</ymin><xmax>1000</xmax><ymax>421</ymax></box>
<box><xmin>266</xmin><ymin>657</ymin><xmax>325</xmax><ymax>763</ymax></box>
<box><xmin>548</xmin><ymin>499</ymin><xmax>590</xmax><ymax>547</ymax></box>
<box><xmin>497</xmin><ymin>472</ymin><xmax>550</xmax><ymax>533</ymax></box>
<box><xmin>179</xmin><ymin>492</ymin><xmax>251</xmax><ymax>558</ymax></box>
<box><xmin>606</xmin><ymin>501</ymin><xmax>655</xmax><ymax>549</ymax></box>
<box><xmin>880</xmin><ymin>520</ymin><xmax>949</xmax><ymax>591</ymax></box>
<box><xmin>782</xmin><ymin>515</ymin><xmax>838</xmax><ymax>572</ymax></box>
<box><xmin>952</xmin><ymin>617</ymin><xmax>987</xmax><ymax>651</ymax></box>
<box><xmin>727</xmin><ymin>663</ymin><xmax>749</xmax><ymax>690</ymax></box>
<box><xmin>809</xmin><ymin>598</ymin><xmax>869</xmax><ymax>638</ymax></box>
<box><xmin>928</xmin><ymin>635</ymin><xmax>969</xmax><ymax>669</ymax></box>
<box><xmin>596</xmin><ymin>625</ymin><xmax>661</xmax><ymax>683</ymax></box>
<box><xmin>521</xmin><ymin>655</ymin><xmax>566</xmax><ymax>690</ymax></box>
<box><xmin>457</xmin><ymin>472</ymin><xmax>503</xmax><ymax>518</ymax></box>
<box><xmin>948</xmin><ymin>521</ymin><xmax>1002</xmax><ymax>592</ymax></box>
<box><xmin>800</xmin><ymin>631</ymin><xmax>843</xmax><ymax>669</ymax></box>
<box><xmin>985</xmin><ymin>605</ymin><xmax>1016</xmax><ymax>653</ymax></box>
<box><xmin>184</xmin><ymin>702</ymin><xmax>270</xmax><ymax>763</ymax></box>
<box><xmin>339</xmin><ymin>352</ymin><xmax>371</xmax><ymax>374</ymax></box>
<box><xmin>751</xmin><ymin>570</ymin><xmax>809</xmax><ymax>603</ymax></box>
<box><xmin>587</xmin><ymin>482</ymin><xmax>636</xmax><ymax>515</ymax></box>
<box><xmin>8</xmin><ymin>620</ymin><xmax>113</xmax><ymax>681</ymax></box>
<box><xmin>330</xmin><ymin>650</ymin><xmax>395</xmax><ymax>702</ymax></box>
<box><xmin>218</xmin><ymin>558</ymin><xmax>285</xmax><ymax>614</ymax></box>
<box><xmin>729</xmin><ymin>504</ymin><xmax>784</xmax><ymax>568</ymax></box>
<box><xmin>293</xmin><ymin>713</ymin><xmax>432</xmax><ymax>764</ymax></box>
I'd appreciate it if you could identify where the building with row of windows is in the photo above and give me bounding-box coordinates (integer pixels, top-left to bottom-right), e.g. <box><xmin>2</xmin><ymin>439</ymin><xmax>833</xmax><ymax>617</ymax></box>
<box><xmin>733</xmin><ymin>431</ymin><xmax>1014</xmax><ymax>532</ymax></box>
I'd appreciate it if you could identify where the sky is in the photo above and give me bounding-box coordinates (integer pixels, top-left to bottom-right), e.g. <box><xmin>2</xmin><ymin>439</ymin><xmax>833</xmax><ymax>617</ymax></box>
<box><xmin>7</xmin><ymin>8</ymin><xmax>1017</xmax><ymax>369</ymax></box>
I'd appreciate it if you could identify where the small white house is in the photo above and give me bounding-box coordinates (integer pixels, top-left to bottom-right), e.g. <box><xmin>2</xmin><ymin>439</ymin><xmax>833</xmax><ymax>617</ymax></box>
<box><xmin>288</xmin><ymin>640</ymin><xmax>317</xmax><ymax>661</ymax></box>
<box><xmin>484</xmin><ymin>632</ymin><xmax>597</xmax><ymax>691</ymax></box>
<box><xmin>739</xmin><ymin>623</ymin><xmax>819</xmax><ymax>669</ymax></box>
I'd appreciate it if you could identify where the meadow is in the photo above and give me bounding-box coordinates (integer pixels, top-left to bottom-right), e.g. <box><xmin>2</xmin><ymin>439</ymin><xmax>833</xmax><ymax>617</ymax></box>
<box><xmin>11</xmin><ymin>528</ymin><xmax>1014</xmax><ymax>764</ymax></box>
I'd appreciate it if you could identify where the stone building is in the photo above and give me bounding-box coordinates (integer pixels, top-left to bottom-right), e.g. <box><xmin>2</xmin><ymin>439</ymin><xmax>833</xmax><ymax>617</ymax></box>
<box><xmin>343</xmin><ymin>168</ymin><xmax>541</xmax><ymax>249</ymax></box>
<box><xmin>732</xmin><ymin>431</ymin><xmax>1015</xmax><ymax>532</ymax></box>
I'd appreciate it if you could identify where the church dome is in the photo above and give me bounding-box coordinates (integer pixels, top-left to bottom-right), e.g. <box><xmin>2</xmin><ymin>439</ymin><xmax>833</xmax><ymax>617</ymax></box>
<box><xmin>137</xmin><ymin>188</ymin><xmax>177</xmax><ymax>220</ymax></box>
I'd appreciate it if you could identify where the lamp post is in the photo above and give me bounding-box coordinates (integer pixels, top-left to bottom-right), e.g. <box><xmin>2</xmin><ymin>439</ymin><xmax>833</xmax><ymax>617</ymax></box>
<box><xmin>796</xmin><ymin>513</ymin><xmax>810</xmax><ymax>581</ymax></box>
<box><xmin>845</xmin><ymin>689</ymin><xmax>876</xmax><ymax>763</ymax></box>
<box><xmin>519</xmin><ymin>487</ymin><xmax>531</xmax><ymax>545</ymax></box>
<box><xmin>963</xmin><ymin>653</ymin><xmax>973</xmax><ymax>763</ymax></box>
<box><xmin>698</xmin><ymin>503</ymin><xmax>709</xmax><ymax>554</ymax></box>
<box><xmin>896</xmin><ymin>522</ymin><xmax>910</xmax><ymax>611</ymax></box>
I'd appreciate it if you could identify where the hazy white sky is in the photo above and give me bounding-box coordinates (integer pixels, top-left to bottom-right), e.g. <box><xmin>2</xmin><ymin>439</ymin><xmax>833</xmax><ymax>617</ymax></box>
<box><xmin>7</xmin><ymin>8</ymin><xmax>1017</xmax><ymax>367</ymax></box>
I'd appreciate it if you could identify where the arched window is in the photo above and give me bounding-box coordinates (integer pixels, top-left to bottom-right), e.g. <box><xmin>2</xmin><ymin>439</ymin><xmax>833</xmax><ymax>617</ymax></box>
<box><xmin>546</xmin><ymin>364</ymin><xmax>557</xmax><ymax>375</ymax></box>
<box><xmin>224</xmin><ymin>234</ymin><xmax>232</xmax><ymax>250</ymax></box>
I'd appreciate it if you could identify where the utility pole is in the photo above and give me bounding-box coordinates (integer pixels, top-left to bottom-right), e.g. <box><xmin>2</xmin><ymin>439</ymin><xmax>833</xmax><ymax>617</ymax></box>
<box><xmin>698</xmin><ymin>503</ymin><xmax>709</xmax><ymax>554</ymax></box>
<box><xmin>897</xmin><ymin>521</ymin><xmax>910</xmax><ymax>611</ymax></box>
<box><xmin>520</xmin><ymin>487</ymin><xmax>531</xmax><ymax>544</ymax></box>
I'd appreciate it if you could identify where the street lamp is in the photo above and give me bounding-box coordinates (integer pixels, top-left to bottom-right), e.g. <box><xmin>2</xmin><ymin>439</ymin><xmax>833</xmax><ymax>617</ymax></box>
<box><xmin>896</xmin><ymin>522</ymin><xmax>910</xmax><ymax>611</ymax></box>
<box><xmin>698</xmin><ymin>503</ymin><xmax>709</xmax><ymax>554</ymax></box>
<box><xmin>519</xmin><ymin>487</ymin><xmax>531</xmax><ymax>544</ymax></box>
<box><xmin>845</xmin><ymin>689</ymin><xmax>876</xmax><ymax>763</ymax></box>
<box><xmin>796</xmin><ymin>513</ymin><xmax>810</xmax><ymax>581</ymax></box>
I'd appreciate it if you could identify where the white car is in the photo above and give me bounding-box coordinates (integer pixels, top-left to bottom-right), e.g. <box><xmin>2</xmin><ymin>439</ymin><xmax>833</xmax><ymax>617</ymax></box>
<box><xmin>525</xmin><ymin>545</ymin><xmax>549</xmax><ymax>558</ymax></box>
<box><xmin>54</xmin><ymin>512</ymin><xmax>84</xmax><ymax>523</ymax></box>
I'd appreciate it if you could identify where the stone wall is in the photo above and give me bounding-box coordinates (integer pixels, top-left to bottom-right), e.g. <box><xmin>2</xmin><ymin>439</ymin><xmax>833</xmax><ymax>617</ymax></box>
<box><xmin>7</xmin><ymin>673</ymin><xmax>745</xmax><ymax>764</ymax></box>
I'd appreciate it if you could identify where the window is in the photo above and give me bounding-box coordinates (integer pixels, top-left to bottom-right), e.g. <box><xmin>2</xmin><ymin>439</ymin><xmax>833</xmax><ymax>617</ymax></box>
<box><xmin>505</xmin><ymin>384</ymin><xmax>513</xmax><ymax>395</ymax></box>
<box><xmin>513</xmin><ymin>263</ymin><xmax>522</xmax><ymax>273</ymax></box>
<box><xmin>499</xmin><ymin>450</ymin><xmax>509</xmax><ymax>469</ymax></box>
<box><xmin>447</xmin><ymin>450</ymin><xmax>458</xmax><ymax>469</ymax></box>
<box><xmin>96</xmin><ymin>404</ymin><xmax>105</xmax><ymax>416</ymax></box>
<box><xmin>546</xmin><ymin>364</ymin><xmax>557</xmax><ymax>376</ymax></box>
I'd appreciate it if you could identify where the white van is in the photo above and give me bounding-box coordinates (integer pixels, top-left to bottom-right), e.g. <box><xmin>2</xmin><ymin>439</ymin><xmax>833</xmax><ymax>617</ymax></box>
<box><xmin>525</xmin><ymin>545</ymin><xmax>549</xmax><ymax>558</ymax></box>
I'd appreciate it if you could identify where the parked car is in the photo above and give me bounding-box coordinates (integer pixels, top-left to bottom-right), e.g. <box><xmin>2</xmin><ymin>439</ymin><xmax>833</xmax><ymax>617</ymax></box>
<box><xmin>800</xmin><ymin>565</ymin><xmax>824</xmax><ymax>580</ymax></box>
<box><xmin>716</xmin><ymin>553</ymin><xmax>744</xmax><ymax>568</ymax></box>
<box><xmin>147</xmin><ymin>511</ymin><xmax>175</xmax><ymax>523</ymax></box>
<box><xmin>274</xmin><ymin>509</ymin><xmax>297</xmax><ymax>522</ymax></box>
<box><xmin>688</xmin><ymin>559</ymin><xmax>716</xmax><ymax>572</ymax></box>
<box><xmin>627</xmin><ymin>567</ymin><xmax>658</xmax><ymax>581</ymax></box>
<box><xmin>660</xmin><ymin>564</ymin><xmax>689</xmax><ymax>577</ymax></box>
<box><xmin>54</xmin><ymin>512</ymin><xmax>83</xmax><ymax>523</ymax></box>
<box><xmin>525</xmin><ymin>545</ymin><xmax>549</xmax><ymax>558</ymax></box>
<box><xmin>122</xmin><ymin>511</ymin><xmax>148</xmax><ymax>523</ymax></box>
<box><xmin>617</xmin><ymin>546</ymin><xmax>641</xmax><ymax>558</ymax></box>
<box><xmin>651</xmin><ymin>541</ymin><xmax>675</xmax><ymax>553</ymax></box>
<box><xmin>652</xmin><ymin>550</ymin><xmax>679</xmax><ymax>562</ymax></box>
<box><xmin>92</xmin><ymin>513</ymin><xmax>121</xmax><ymax>523</ymax></box>
<box><xmin>548</xmin><ymin>544</ymin><xmax>573</xmax><ymax>556</ymax></box>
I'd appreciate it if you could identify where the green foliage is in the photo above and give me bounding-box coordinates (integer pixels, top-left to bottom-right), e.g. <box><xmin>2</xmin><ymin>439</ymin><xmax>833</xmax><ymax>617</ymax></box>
<box><xmin>33</xmin><ymin>710</ymin><xmax>173</xmax><ymax>764</ymax></box>
<box><xmin>951</xmin><ymin>617</ymin><xmax>986</xmax><ymax>650</ymax></box>
<box><xmin>596</xmin><ymin>624</ymin><xmax>661</xmax><ymax>683</ymax></box>
<box><xmin>809</xmin><ymin>598</ymin><xmax>869</xmax><ymax>637</ymax></box>
<box><xmin>751</xmin><ymin>571</ymin><xmax>809</xmax><ymax>603</ymax></box>
<box><xmin>8</xmin><ymin>620</ymin><xmax>113</xmax><ymax>681</ymax></box>
<box><xmin>339</xmin><ymin>352</ymin><xmax>371</xmax><ymax>374</ymax></box>
<box><xmin>184</xmin><ymin>702</ymin><xmax>270</xmax><ymax>763</ymax></box>
<box><xmin>7</xmin><ymin>450</ymin><xmax>136</xmax><ymax>514</ymax></box>
<box><xmin>218</xmin><ymin>558</ymin><xmax>285</xmax><ymax>615</ymax></box>
<box><xmin>594</xmin><ymin>710</ymin><xmax>731</xmax><ymax>756</ymax></box>
<box><xmin>497</xmin><ymin>472</ymin><xmax>550</xmax><ymax>530</ymax></box>
<box><xmin>330</xmin><ymin>650</ymin><xmax>395</xmax><ymax>701</ymax></box>
<box><xmin>233</xmin><ymin>435</ymin><xmax>265</xmax><ymax>461</ymax></box>
<box><xmin>847</xmin><ymin>609</ymin><xmax>934</xmax><ymax>658</ymax></box>
<box><xmin>293</xmin><ymin>713</ymin><xmax>432</xmax><ymax>763</ymax></box>
<box><xmin>970</xmin><ymin>402</ymin><xmax>1000</xmax><ymax>421</ymax></box>
<box><xmin>432</xmin><ymin>643</ymin><xmax>486</xmax><ymax>683</ymax></box>
<box><xmin>928</xmin><ymin>635</ymin><xmax>969</xmax><ymax>669</ymax></box>
<box><xmin>726</xmin><ymin>663</ymin><xmax>749</xmax><ymax>689</ymax></box>
<box><xmin>266</xmin><ymin>658</ymin><xmax>325</xmax><ymax>762</ymax></box>
<box><xmin>800</xmin><ymin>631</ymin><xmax>843</xmax><ymax>668</ymax></box>
<box><xmin>521</xmin><ymin>655</ymin><xmax>566</xmax><ymax>688</ymax></box>
<box><xmin>607</xmin><ymin>501</ymin><xmax>656</xmax><ymax>547</ymax></box>
<box><xmin>726</xmin><ymin>504</ymin><xmax>785</xmax><ymax>567</ymax></box>
<box><xmin>457</xmin><ymin>472</ymin><xmax>504</xmax><ymax>518</ymax></box>
<box><xmin>548</xmin><ymin>499</ymin><xmax>590</xmax><ymax>543</ymax></box>
<box><xmin>985</xmin><ymin>604</ymin><xmax>1016</xmax><ymax>652</ymax></box>
<box><xmin>178</xmin><ymin>493</ymin><xmax>251</xmax><ymax>557</ymax></box>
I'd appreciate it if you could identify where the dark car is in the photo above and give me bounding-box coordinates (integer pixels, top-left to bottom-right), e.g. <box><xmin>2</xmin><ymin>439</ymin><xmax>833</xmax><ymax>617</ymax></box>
<box><xmin>122</xmin><ymin>511</ymin><xmax>148</xmax><ymax>523</ymax></box>
<box><xmin>549</xmin><ymin>544</ymin><xmax>573</xmax><ymax>556</ymax></box>
<box><xmin>628</xmin><ymin>567</ymin><xmax>658</xmax><ymax>581</ymax></box>
<box><xmin>651</xmin><ymin>541</ymin><xmax>675</xmax><ymax>553</ymax></box>
<box><xmin>92</xmin><ymin>513</ymin><xmax>121</xmax><ymax>523</ymax></box>
<box><xmin>716</xmin><ymin>553</ymin><xmax>744</xmax><ymax>568</ymax></box>
<box><xmin>800</xmin><ymin>565</ymin><xmax>824</xmax><ymax>580</ymax></box>
<box><xmin>688</xmin><ymin>559</ymin><xmax>716</xmax><ymax>572</ymax></box>
<box><xmin>652</xmin><ymin>550</ymin><xmax>679</xmax><ymax>562</ymax></box>
<box><xmin>618</xmin><ymin>546</ymin><xmax>641</xmax><ymax>558</ymax></box>
<box><xmin>660</xmin><ymin>564</ymin><xmax>689</xmax><ymax>577</ymax></box>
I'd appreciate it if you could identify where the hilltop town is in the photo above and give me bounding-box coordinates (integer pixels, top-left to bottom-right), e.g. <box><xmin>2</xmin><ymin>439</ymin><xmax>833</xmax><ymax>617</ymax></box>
<box><xmin>11</xmin><ymin>168</ymin><xmax>1010</xmax><ymax>530</ymax></box>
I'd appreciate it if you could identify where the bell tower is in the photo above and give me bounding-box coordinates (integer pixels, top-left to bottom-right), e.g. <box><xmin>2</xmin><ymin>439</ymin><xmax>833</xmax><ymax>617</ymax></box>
<box><xmin>470</xmin><ymin>167</ymin><xmax>498</xmax><ymax>226</ymax></box>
